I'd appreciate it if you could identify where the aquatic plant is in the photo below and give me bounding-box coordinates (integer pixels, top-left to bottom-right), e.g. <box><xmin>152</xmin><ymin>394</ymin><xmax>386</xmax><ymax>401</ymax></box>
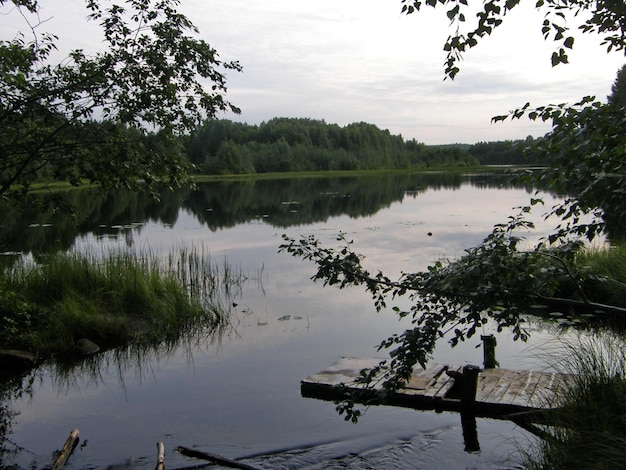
<box><xmin>0</xmin><ymin>246</ymin><xmax>243</xmax><ymax>357</ymax></box>
<box><xmin>522</xmin><ymin>332</ymin><xmax>626</xmax><ymax>469</ymax></box>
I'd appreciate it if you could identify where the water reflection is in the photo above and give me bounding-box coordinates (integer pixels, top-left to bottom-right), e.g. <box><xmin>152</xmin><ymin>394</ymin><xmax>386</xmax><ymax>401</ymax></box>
<box><xmin>0</xmin><ymin>172</ymin><xmax>529</xmax><ymax>256</ymax></box>
<box><xmin>0</xmin><ymin>171</ymin><xmax>604</xmax><ymax>469</ymax></box>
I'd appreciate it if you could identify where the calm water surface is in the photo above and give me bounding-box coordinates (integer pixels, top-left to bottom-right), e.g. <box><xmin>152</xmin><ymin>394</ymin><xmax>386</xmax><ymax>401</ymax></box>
<box><xmin>2</xmin><ymin>173</ymin><xmax>578</xmax><ymax>469</ymax></box>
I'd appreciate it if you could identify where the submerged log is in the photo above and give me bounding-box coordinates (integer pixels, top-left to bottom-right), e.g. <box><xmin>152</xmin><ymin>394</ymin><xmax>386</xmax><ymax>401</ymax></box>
<box><xmin>536</xmin><ymin>293</ymin><xmax>626</xmax><ymax>315</ymax></box>
<box><xmin>51</xmin><ymin>428</ymin><xmax>79</xmax><ymax>470</ymax></box>
<box><xmin>176</xmin><ymin>446</ymin><xmax>260</xmax><ymax>470</ymax></box>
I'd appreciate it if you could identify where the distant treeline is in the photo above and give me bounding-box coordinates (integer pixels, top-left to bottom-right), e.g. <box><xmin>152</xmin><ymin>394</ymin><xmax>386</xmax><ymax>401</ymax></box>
<box><xmin>17</xmin><ymin>117</ymin><xmax>546</xmax><ymax>187</ymax></box>
<box><xmin>184</xmin><ymin>118</ymin><xmax>479</xmax><ymax>174</ymax></box>
<box><xmin>468</xmin><ymin>137</ymin><xmax>546</xmax><ymax>166</ymax></box>
<box><xmin>184</xmin><ymin>118</ymin><xmax>544</xmax><ymax>175</ymax></box>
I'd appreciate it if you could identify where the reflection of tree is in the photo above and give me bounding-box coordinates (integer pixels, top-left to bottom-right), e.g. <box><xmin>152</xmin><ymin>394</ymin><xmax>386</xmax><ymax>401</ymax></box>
<box><xmin>186</xmin><ymin>172</ymin><xmax>533</xmax><ymax>230</ymax></box>
<box><xmin>0</xmin><ymin>371</ymin><xmax>35</xmax><ymax>464</ymax></box>
<box><xmin>0</xmin><ymin>188</ymin><xmax>188</xmax><ymax>254</ymax></box>
<box><xmin>0</xmin><ymin>172</ymin><xmax>535</xmax><ymax>254</ymax></box>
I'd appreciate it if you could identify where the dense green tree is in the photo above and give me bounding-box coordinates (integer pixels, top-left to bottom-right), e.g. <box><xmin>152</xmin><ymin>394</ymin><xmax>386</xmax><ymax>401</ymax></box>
<box><xmin>0</xmin><ymin>0</ymin><xmax>241</xmax><ymax>202</ymax></box>
<box><xmin>186</xmin><ymin>117</ymin><xmax>477</xmax><ymax>174</ymax></box>
<box><xmin>469</xmin><ymin>137</ymin><xmax>541</xmax><ymax>165</ymax></box>
<box><xmin>282</xmin><ymin>0</ymin><xmax>626</xmax><ymax>422</ymax></box>
<box><xmin>608</xmin><ymin>63</ymin><xmax>626</xmax><ymax>107</ymax></box>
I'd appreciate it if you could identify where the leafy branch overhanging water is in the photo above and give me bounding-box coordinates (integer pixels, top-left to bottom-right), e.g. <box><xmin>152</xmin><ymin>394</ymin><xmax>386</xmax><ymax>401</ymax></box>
<box><xmin>281</xmin><ymin>198</ymin><xmax>626</xmax><ymax>422</ymax></box>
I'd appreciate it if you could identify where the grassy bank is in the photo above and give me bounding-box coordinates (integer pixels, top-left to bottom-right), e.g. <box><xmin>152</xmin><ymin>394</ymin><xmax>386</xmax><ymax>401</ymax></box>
<box><xmin>191</xmin><ymin>165</ymin><xmax>493</xmax><ymax>183</ymax></box>
<box><xmin>575</xmin><ymin>242</ymin><xmax>626</xmax><ymax>308</ymax></box>
<box><xmin>20</xmin><ymin>165</ymin><xmax>497</xmax><ymax>194</ymax></box>
<box><xmin>522</xmin><ymin>332</ymin><xmax>626</xmax><ymax>469</ymax></box>
<box><xmin>520</xmin><ymin>245</ymin><xmax>626</xmax><ymax>468</ymax></box>
<box><xmin>0</xmin><ymin>247</ymin><xmax>240</xmax><ymax>358</ymax></box>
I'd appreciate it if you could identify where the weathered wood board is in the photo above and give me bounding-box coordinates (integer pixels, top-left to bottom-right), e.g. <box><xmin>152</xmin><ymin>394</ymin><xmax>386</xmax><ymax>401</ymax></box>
<box><xmin>301</xmin><ymin>357</ymin><xmax>571</xmax><ymax>418</ymax></box>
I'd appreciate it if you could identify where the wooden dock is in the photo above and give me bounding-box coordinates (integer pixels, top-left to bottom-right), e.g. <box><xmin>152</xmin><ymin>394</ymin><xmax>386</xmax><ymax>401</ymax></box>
<box><xmin>301</xmin><ymin>357</ymin><xmax>571</xmax><ymax>419</ymax></box>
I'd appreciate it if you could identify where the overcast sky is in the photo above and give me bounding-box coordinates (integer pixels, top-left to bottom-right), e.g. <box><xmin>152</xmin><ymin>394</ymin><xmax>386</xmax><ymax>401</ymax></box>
<box><xmin>4</xmin><ymin>0</ymin><xmax>625</xmax><ymax>144</ymax></box>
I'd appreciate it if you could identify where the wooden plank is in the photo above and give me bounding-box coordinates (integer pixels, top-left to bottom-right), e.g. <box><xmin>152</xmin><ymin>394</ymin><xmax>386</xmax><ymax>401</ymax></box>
<box><xmin>476</xmin><ymin>367</ymin><xmax>507</xmax><ymax>402</ymax></box>
<box><xmin>487</xmin><ymin>369</ymin><xmax>525</xmax><ymax>404</ymax></box>
<box><xmin>507</xmin><ymin>370</ymin><xmax>543</xmax><ymax>407</ymax></box>
<box><xmin>543</xmin><ymin>372</ymin><xmax>572</xmax><ymax>405</ymax></box>
<box><xmin>177</xmin><ymin>446</ymin><xmax>260</xmax><ymax>470</ymax></box>
<box><xmin>524</xmin><ymin>371</ymin><xmax>554</xmax><ymax>408</ymax></box>
<box><xmin>501</xmin><ymin>370</ymin><xmax>535</xmax><ymax>406</ymax></box>
<box><xmin>527</xmin><ymin>372</ymin><xmax>563</xmax><ymax>408</ymax></box>
<box><xmin>421</xmin><ymin>365</ymin><xmax>459</xmax><ymax>398</ymax></box>
<box><xmin>493</xmin><ymin>370</ymin><xmax>520</xmax><ymax>406</ymax></box>
<box><xmin>302</xmin><ymin>357</ymin><xmax>384</xmax><ymax>387</ymax></box>
<box><xmin>155</xmin><ymin>442</ymin><xmax>165</xmax><ymax>470</ymax></box>
<box><xmin>476</xmin><ymin>369</ymin><xmax>507</xmax><ymax>403</ymax></box>
<box><xmin>403</xmin><ymin>364</ymin><xmax>448</xmax><ymax>391</ymax></box>
<box><xmin>302</xmin><ymin>358</ymin><xmax>574</xmax><ymax>420</ymax></box>
<box><xmin>51</xmin><ymin>428</ymin><xmax>79</xmax><ymax>470</ymax></box>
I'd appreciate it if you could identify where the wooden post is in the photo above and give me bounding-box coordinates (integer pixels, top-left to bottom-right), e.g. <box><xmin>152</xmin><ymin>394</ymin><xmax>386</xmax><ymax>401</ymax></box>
<box><xmin>460</xmin><ymin>365</ymin><xmax>481</xmax><ymax>410</ymax></box>
<box><xmin>481</xmin><ymin>334</ymin><xmax>498</xmax><ymax>369</ymax></box>
<box><xmin>51</xmin><ymin>428</ymin><xmax>79</xmax><ymax>470</ymax></box>
<box><xmin>155</xmin><ymin>442</ymin><xmax>165</xmax><ymax>470</ymax></box>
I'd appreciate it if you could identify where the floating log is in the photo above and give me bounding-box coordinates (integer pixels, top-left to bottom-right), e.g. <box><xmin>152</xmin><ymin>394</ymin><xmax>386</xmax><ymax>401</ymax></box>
<box><xmin>155</xmin><ymin>442</ymin><xmax>165</xmax><ymax>470</ymax></box>
<box><xmin>176</xmin><ymin>446</ymin><xmax>260</xmax><ymax>470</ymax></box>
<box><xmin>51</xmin><ymin>428</ymin><xmax>79</xmax><ymax>470</ymax></box>
<box><xmin>301</xmin><ymin>357</ymin><xmax>572</xmax><ymax>419</ymax></box>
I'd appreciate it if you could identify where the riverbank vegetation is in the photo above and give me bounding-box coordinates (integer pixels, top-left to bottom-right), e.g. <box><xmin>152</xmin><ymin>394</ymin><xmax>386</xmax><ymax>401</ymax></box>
<box><xmin>573</xmin><ymin>244</ymin><xmax>626</xmax><ymax>311</ymax></box>
<box><xmin>184</xmin><ymin>117</ymin><xmax>535</xmax><ymax>175</ymax></box>
<box><xmin>2</xmin><ymin>109</ymin><xmax>532</xmax><ymax>195</ymax></box>
<box><xmin>0</xmin><ymin>247</ymin><xmax>239</xmax><ymax>360</ymax></box>
<box><xmin>522</xmin><ymin>332</ymin><xmax>626</xmax><ymax>469</ymax></box>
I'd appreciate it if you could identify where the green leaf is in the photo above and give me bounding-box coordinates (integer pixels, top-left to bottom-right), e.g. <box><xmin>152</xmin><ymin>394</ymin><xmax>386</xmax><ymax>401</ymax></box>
<box><xmin>551</xmin><ymin>51</ymin><xmax>560</xmax><ymax>66</ymax></box>
<box><xmin>446</xmin><ymin>5</ymin><xmax>459</xmax><ymax>21</ymax></box>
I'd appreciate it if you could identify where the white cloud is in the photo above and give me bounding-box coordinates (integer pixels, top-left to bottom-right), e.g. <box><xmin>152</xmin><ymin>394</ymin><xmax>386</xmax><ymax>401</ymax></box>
<box><xmin>184</xmin><ymin>0</ymin><xmax>623</xmax><ymax>143</ymax></box>
<box><xmin>2</xmin><ymin>0</ymin><xmax>624</xmax><ymax>144</ymax></box>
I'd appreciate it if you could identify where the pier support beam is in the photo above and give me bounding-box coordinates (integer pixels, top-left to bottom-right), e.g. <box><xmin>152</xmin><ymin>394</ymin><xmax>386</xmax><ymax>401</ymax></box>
<box><xmin>460</xmin><ymin>365</ymin><xmax>481</xmax><ymax>410</ymax></box>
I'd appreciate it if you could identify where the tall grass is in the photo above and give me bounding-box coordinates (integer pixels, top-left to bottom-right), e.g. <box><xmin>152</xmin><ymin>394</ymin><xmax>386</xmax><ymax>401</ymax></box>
<box><xmin>0</xmin><ymin>247</ymin><xmax>243</xmax><ymax>357</ymax></box>
<box><xmin>575</xmin><ymin>242</ymin><xmax>626</xmax><ymax>308</ymax></box>
<box><xmin>522</xmin><ymin>331</ymin><xmax>626</xmax><ymax>469</ymax></box>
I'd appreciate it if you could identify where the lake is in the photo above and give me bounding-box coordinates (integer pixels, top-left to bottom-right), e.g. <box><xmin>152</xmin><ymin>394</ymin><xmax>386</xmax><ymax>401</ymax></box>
<box><xmin>1</xmin><ymin>171</ymin><xmax>583</xmax><ymax>469</ymax></box>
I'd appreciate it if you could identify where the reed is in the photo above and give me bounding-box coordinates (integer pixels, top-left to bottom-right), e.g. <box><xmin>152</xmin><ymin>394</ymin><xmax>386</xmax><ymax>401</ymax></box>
<box><xmin>575</xmin><ymin>241</ymin><xmax>626</xmax><ymax>308</ymax></box>
<box><xmin>522</xmin><ymin>331</ymin><xmax>626</xmax><ymax>469</ymax></box>
<box><xmin>0</xmin><ymin>246</ymin><xmax>242</xmax><ymax>357</ymax></box>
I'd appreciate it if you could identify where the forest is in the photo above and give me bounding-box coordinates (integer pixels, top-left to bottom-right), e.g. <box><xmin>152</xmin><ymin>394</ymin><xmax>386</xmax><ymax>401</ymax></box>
<box><xmin>183</xmin><ymin>117</ymin><xmax>536</xmax><ymax>175</ymax></box>
<box><xmin>6</xmin><ymin>115</ymin><xmax>538</xmax><ymax>188</ymax></box>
